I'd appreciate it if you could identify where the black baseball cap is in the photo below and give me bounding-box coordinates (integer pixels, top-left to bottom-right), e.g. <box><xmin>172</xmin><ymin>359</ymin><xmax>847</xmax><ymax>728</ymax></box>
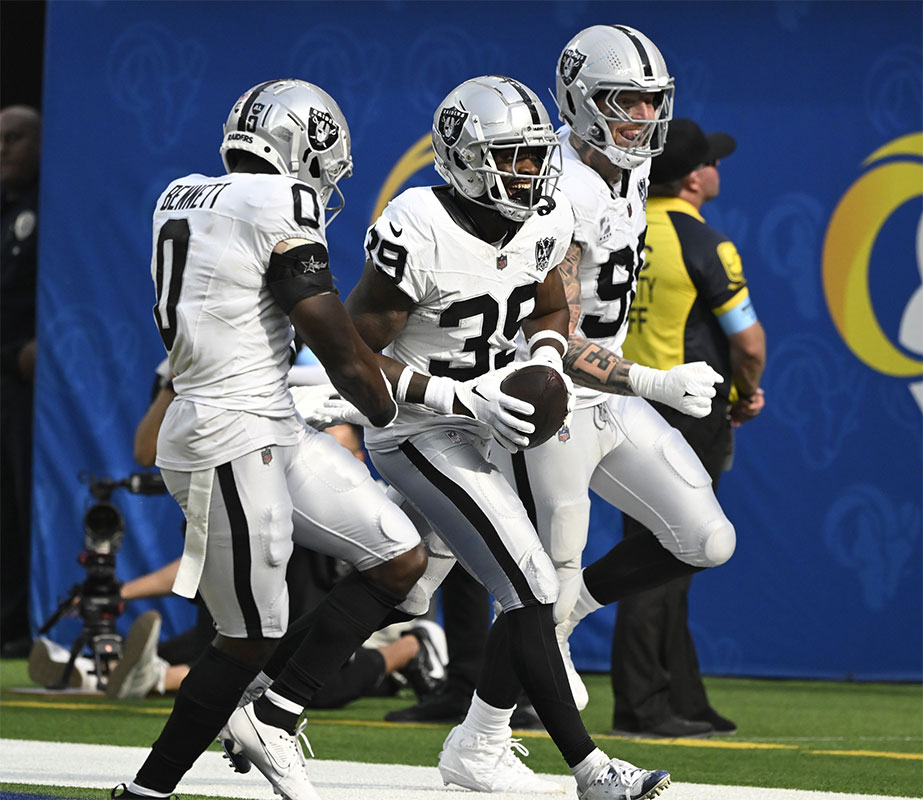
<box><xmin>650</xmin><ymin>118</ymin><xmax>736</xmax><ymax>184</ymax></box>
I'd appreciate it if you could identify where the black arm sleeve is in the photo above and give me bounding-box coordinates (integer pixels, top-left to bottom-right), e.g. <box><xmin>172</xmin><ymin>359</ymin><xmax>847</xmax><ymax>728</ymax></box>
<box><xmin>267</xmin><ymin>242</ymin><xmax>338</xmax><ymax>314</ymax></box>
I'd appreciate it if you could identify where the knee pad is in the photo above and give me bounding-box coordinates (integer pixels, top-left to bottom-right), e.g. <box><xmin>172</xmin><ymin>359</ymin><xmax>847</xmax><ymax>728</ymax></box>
<box><xmin>657</xmin><ymin>427</ymin><xmax>712</xmax><ymax>488</ymax></box>
<box><xmin>546</xmin><ymin>501</ymin><xmax>591</xmax><ymax>570</ymax></box>
<box><xmin>377</xmin><ymin>499</ymin><xmax>421</xmax><ymax>549</ymax></box>
<box><xmin>698</xmin><ymin>516</ymin><xmax>736</xmax><ymax>567</ymax></box>
<box><xmin>520</xmin><ymin>546</ymin><xmax>559</xmax><ymax>607</ymax></box>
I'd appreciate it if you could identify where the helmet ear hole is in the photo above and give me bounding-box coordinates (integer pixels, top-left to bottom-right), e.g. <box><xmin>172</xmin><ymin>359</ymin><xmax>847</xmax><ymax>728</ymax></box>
<box><xmin>308</xmin><ymin>155</ymin><xmax>320</xmax><ymax>179</ymax></box>
<box><xmin>452</xmin><ymin>152</ymin><xmax>468</xmax><ymax>172</ymax></box>
<box><xmin>566</xmin><ymin>90</ymin><xmax>576</xmax><ymax>116</ymax></box>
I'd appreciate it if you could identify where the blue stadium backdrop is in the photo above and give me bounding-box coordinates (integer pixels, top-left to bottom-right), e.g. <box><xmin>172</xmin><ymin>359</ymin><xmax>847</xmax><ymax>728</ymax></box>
<box><xmin>32</xmin><ymin>1</ymin><xmax>921</xmax><ymax>681</ymax></box>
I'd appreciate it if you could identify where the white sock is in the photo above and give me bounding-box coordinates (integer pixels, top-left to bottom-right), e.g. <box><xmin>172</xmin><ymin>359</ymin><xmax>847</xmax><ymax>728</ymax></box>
<box><xmin>569</xmin><ymin>574</ymin><xmax>604</xmax><ymax>626</ymax></box>
<box><xmin>126</xmin><ymin>781</ymin><xmax>172</xmax><ymax>798</ymax></box>
<box><xmin>263</xmin><ymin>687</ymin><xmax>305</xmax><ymax>716</ymax></box>
<box><xmin>460</xmin><ymin>691</ymin><xmax>513</xmax><ymax>739</ymax></box>
<box><xmin>571</xmin><ymin>748</ymin><xmax>609</xmax><ymax>791</ymax></box>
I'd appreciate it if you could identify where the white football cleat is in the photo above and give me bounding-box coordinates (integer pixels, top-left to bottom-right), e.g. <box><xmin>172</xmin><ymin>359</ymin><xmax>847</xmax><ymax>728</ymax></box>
<box><xmin>578</xmin><ymin>756</ymin><xmax>671</xmax><ymax>800</ymax></box>
<box><xmin>556</xmin><ymin>622</ymin><xmax>589</xmax><ymax>711</ymax></box>
<box><xmin>224</xmin><ymin>702</ymin><xmax>319</xmax><ymax>800</ymax></box>
<box><xmin>438</xmin><ymin>724</ymin><xmax>563</xmax><ymax>794</ymax></box>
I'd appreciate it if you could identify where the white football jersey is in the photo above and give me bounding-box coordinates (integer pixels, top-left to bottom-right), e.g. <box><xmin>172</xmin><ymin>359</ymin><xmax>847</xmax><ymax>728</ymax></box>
<box><xmin>557</xmin><ymin>128</ymin><xmax>650</xmax><ymax>408</ymax></box>
<box><xmin>364</xmin><ymin>186</ymin><xmax>574</xmax><ymax>448</ymax></box>
<box><xmin>152</xmin><ymin>172</ymin><xmax>327</xmax><ymax>469</ymax></box>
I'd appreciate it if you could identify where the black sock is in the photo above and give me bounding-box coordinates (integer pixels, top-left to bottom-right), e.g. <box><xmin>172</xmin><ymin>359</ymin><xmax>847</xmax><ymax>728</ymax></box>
<box><xmin>475</xmin><ymin>613</ymin><xmax>522</xmax><ymax>708</ymax></box>
<box><xmin>260</xmin><ymin>605</ymin><xmax>319</xmax><ymax>681</ymax></box>
<box><xmin>270</xmin><ymin>570</ymin><xmax>404</xmax><ymax>707</ymax></box>
<box><xmin>582</xmin><ymin>533</ymin><xmax>702</xmax><ymax>605</ymax></box>
<box><xmin>254</xmin><ymin>691</ymin><xmax>299</xmax><ymax>734</ymax></box>
<box><xmin>506</xmin><ymin>604</ymin><xmax>594</xmax><ymax>767</ymax></box>
<box><xmin>134</xmin><ymin>646</ymin><xmax>259</xmax><ymax>793</ymax></box>
<box><xmin>260</xmin><ymin>589</ymin><xmax>415</xmax><ymax>684</ymax></box>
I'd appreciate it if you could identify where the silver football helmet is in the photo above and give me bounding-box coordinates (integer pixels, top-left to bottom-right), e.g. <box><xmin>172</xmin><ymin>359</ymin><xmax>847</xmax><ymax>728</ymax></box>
<box><xmin>432</xmin><ymin>75</ymin><xmax>562</xmax><ymax>222</ymax></box>
<box><xmin>220</xmin><ymin>79</ymin><xmax>353</xmax><ymax>223</ymax></box>
<box><xmin>555</xmin><ymin>25</ymin><xmax>674</xmax><ymax>169</ymax></box>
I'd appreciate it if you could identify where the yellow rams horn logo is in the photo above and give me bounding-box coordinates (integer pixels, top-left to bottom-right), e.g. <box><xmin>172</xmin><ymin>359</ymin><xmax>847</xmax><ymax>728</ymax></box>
<box><xmin>822</xmin><ymin>133</ymin><xmax>923</xmax><ymax>390</ymax></box>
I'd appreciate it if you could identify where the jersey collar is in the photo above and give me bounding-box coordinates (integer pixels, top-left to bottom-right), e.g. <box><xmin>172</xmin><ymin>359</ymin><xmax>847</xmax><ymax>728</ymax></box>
<box><xmin>648</xmin><ymin>195</ymin><xmax>705</xmax><ymax>222</ymax></box>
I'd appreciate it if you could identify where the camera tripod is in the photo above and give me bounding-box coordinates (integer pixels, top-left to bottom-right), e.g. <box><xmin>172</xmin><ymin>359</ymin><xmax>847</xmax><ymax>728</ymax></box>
<box><xmin>37</xmin><ymin>553</ymin><xmax>124</xmax><ymax>691</ymax></box>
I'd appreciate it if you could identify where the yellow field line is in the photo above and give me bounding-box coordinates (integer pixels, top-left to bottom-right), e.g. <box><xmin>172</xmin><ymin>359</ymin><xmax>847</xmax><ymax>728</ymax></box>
<box><xmin>4</xmin><ymin>699</ymin><xmax>920</xmax><ymax>762</ymax></box>
<box><xmin>812</xmin><ymin>749</ymin><xmax>923</xmax><ymax>760</ymax></box>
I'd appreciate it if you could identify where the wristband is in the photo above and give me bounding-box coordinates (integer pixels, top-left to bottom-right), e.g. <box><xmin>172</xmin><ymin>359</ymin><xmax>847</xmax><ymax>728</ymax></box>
<box><xmin>531</xmin><ymin>344</ymin><xmax>564</xmax><ymax>368</ymax></box>
<box><xmin>422</xmin><ymin>375</ymin><xmax>456</xmax><ymax>415</ymax></box>
<box><xmin>528</xmin><ymin>329</ymin><xmax>568</xmax><ymax>355</ymax></box>
<box><xmin>395</xmin><ymin>366</ymin><xmax>414</xmax><ymax>403</ymax></box>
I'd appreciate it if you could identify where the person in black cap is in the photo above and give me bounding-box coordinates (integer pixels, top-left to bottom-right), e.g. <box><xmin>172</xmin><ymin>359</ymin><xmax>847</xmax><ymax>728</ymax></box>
<box><xmin>611</xmin><ymin>118</ymin><xmax>766</xmax><ymax>737</ymax></box>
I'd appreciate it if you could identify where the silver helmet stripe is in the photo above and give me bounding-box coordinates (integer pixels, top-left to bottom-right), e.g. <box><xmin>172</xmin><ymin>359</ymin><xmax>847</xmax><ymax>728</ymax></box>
<box><xmin>612</xmin><ymin>25</ymin><xmax>654</xmax><ymax>79</ymax></box>
<box><xmin>236</xmin><ymin>81</ymin><xmax>276</xmax><ymax>131</ymax></box>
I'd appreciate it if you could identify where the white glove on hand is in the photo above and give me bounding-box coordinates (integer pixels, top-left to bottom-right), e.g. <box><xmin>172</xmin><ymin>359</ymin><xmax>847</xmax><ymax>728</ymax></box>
<box><xmin>315</xmin><ymin>397</ymin><xmax>373</xmax><ymax>429</ymax></box>
<box><xmin>425</xmin><ymin>367</ymin><xmax>535</xmax><ymax>451</ymax></box>
<box><xmin>291</xmin><ymin>384</ymin><xmax>340</xmax><ymax>430</ymax></box>
<box><xmin>628</xmin><ymin>361</ymin><xmax>724</xmax><ymax>418</ymax></box>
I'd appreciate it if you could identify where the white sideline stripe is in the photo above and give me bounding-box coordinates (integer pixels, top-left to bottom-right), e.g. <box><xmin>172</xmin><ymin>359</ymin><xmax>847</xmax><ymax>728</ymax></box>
<box><xmin>0</xmin><ymin>739</ymin><xmax>912</xmax><ymax>800</ymax></box>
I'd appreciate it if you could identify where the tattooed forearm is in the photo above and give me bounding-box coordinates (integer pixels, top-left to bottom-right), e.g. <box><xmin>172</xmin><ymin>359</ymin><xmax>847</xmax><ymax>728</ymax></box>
<box><xmin>563</xmin><ymin>339</ymin><xmax>635</xmax><ymax>394</ymax></box>
<box><xmin>556</xmin><ymin>238</ymin><xmax>636</xmax><ymax>394</ymax></box>
<box><xmin>558</xmin><ymin>241</ymin><xmax>584</xmax><ymax>336</ymax></box>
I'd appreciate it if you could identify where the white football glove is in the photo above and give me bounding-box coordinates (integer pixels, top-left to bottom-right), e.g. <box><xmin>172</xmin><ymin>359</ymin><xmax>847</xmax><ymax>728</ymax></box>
<box><xmin>424</xmin><ymin>366</ymin><xmax>535</xmax><ymax>452</ymax></box>
<box><xmin>293</xmin><ymin>369</ymin><xmax>396</xmax><ymax>430</ymax></box>
<box><xmin>628</xmin><ymin>361</ymin><xmax>724</xmax><ymax>418</ymax></box>
<box><xmin>314</xmin><ymin>397</ymin><xmax>373</xmax><ymax>429</ymax></box>
<box><xmin>291</xmin><ymin>384</ymin><xmax>340</xmax><ymax>430</ymax></box>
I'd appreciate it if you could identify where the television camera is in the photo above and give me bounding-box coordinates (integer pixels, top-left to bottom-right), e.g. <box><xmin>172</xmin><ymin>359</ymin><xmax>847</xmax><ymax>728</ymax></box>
<box><xmin>37</xmin><ymin>471</ymin><xmax>167</xmax><ymax>690</ymax></box>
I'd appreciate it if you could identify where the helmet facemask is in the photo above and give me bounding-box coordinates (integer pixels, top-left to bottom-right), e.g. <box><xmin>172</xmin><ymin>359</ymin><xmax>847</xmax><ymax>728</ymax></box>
<box><xmin>583</xmin><ymin>85</ymin><xmax>674</xmax><ymax>168</ymax></box>
<box><xmin>471</xmin><ymin>132</ymin><xmax>562</xmax><ymax>222</ymax></box>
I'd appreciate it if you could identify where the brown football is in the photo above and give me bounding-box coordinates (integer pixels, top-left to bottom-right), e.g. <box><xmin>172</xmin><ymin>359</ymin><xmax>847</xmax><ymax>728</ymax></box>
<box><xmin>500</xmin><ymin>364</ymin><xmax>569</xmax><ymax>449</ymax></box>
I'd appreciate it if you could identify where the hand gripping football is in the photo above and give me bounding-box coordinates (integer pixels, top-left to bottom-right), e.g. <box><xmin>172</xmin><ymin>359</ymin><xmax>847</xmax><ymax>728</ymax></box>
<box><xmin>500</xmin><ymin>365</ymin><xmax>569</xmax><ymax>449</ymax></box>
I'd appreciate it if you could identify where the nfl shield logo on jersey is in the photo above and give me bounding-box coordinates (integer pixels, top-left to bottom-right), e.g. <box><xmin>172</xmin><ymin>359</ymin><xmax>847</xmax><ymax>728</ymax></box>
<box><xmin>261</xmin><ymin>447</ymin><xmax>273</xmax><ymax>466</ymax></box>
<box><xmin>535</xmin><ymin>237</ymin><xmax>556</xmax><ymax>271</ymax></box>
<box><xmin>497</xmin><ymin>253</ymin><xmax>508</xmax><ymax>270</ymax></box>
<box><xmin>559</xmin><ymin>49</ymin><xmax>587</xmax><ymax>86</ymax></box>
<box><xmin>557</xmin><ymin>424</ymin><xmax>571</xmax><ymax>443</ymax></box>
<box><xmin>308</xmin><ymin>108</ymin><xmax>340</xmax><ymax>151</ymax></box>
<box><xmin>438</xmin><ymin>107</ymin><xmax>468</xmax><ymax>146</ymax></box>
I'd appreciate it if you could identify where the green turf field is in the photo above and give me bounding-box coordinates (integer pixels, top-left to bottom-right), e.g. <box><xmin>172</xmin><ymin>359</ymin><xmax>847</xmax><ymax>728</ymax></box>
<box><xmin>1</xmin><ymin>659</ymin><xmax>920</xmax><ymax>799</ymax></box>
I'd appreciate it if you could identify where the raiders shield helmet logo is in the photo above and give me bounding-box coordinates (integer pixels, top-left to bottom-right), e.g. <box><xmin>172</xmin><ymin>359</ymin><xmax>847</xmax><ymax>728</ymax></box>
<box><xmin>559</xmin><ymin>48</ymin><xmax>587</xmax><ymax>86</ymax></box>
<box><xmin>535</xmin><ymin>237</ymin><xmax>556</xmax><ymax>271</ymax></box>
<box><xmin>438</xmin><ymin>107</ymin><xmax>468</xmax><ymax>146</ymax></box>
<box><xmin>308</xmin><ymin>108</ymin><xmax>340</xmax><ymax>152</ymax></box>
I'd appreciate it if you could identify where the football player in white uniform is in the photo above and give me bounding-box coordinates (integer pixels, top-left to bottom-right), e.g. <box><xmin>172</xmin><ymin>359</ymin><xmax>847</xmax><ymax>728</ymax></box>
<box><xmin>113</xmin><ymin>80</ymin><xmax>425</xmax><ymax>800</ymax></box>
<box><xmin>340</xmin><ymin>75</ymin><xmax>671</xmax><ymax>800</ymax></box>
<box><xmin>479</xmin><ymin>25</ymin><xmax>736</xmax><ymax>739</ymax></box>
